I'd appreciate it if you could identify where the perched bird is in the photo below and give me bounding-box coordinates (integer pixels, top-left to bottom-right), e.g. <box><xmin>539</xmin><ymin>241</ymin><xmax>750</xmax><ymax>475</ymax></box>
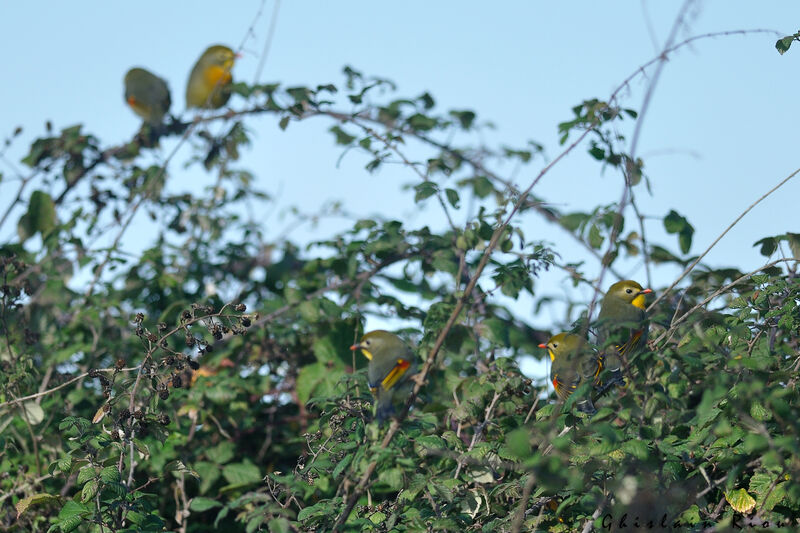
<box><xmin>186</xmin><ymin>45</ymin><xmax>237</xmax><ymax>109</ymax></box>
<box><xmin>124</xmin><ymin>68</ymin><xmax>171</xmax><ymax>125</ymax></box>
<box><xmin>539</xmin><ymin>332</ymin><xmax>602</xmax><ymax>414</ymax></box>
<box><xmin>595</xmin><ymin>280</ymin><xmax>652</xmax><ymax>391</ymax></box>
<box><xmin>350</xmin><ymin>330</ymin><xmax>418</xmax><ymax>423</ymax></box>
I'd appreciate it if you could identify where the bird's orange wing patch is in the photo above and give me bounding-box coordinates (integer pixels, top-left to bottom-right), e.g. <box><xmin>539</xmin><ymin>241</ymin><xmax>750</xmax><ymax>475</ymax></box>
<box><xmin>381</xmin><ymin>359</ymin><xmax>411</xmax><ymax>391</ymax></box>
<box><xmin>617</xmin><ymin>329</ymin><xmax>643</xmax><ymax>356</ymax></box>
<box><xmin>552</xmin><ymin>375</ymin><xmax>575</xmax><ymax>401</ymax></box>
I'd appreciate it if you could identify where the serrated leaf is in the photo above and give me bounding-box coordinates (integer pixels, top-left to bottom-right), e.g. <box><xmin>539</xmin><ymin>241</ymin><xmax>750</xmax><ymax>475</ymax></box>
<box><xmin>100</xmin><ymin>466</ymin><xmax>120</xmax><ymax>483</ymax></box>
<box><xmin>77</xmin><ymin>466</ymin><xmax>96</xmax><ymax>486</ymax></box>
<box><xmin>725</xmin><ymin>488</ymin><xmax>756</xmax><ymax>513</ymax></box>
<box><xmin>80</xmin><ymin>479</ymin><xmax>98</xmax><ymax>503</ymax></box>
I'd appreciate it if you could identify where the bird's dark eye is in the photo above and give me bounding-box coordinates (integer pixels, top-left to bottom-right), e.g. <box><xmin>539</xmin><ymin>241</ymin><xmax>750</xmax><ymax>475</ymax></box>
<box><xmin>553</xmin><ymin>343</ymin><xmax>558</xmax><ymax>349</ymax></box>
<box><xmin>365</xmin><ymin>339</ymin><xmax>371</xmax><ymax>346</ymax></box>
<box><xmin>626</xmin><ymin>288</ymin><xmax>633</xmax><ymax>294</ymax></box>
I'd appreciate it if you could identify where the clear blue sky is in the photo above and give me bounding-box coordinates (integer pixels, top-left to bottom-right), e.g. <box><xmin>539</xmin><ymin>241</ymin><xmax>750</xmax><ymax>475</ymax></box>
<box><xmin>2</xmin><ymin>2</ymin><xmax>799</xmax><ymax>379</ymax></box>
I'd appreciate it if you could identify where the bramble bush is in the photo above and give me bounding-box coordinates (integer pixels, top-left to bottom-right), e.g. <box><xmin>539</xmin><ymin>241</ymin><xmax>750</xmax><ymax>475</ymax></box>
<box><xmin>1</xmin><ymin>27</ymin><xmax>800</xmax><ymax>533</ymax></box>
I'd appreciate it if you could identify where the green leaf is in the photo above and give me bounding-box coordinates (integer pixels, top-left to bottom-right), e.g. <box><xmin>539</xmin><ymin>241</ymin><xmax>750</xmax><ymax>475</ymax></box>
<box><xmin>445</xmin><ymin>188</ymin><xmax>460</xmax><ymax>208</ymax></box>
<box><xmin>776</xmin><ymin>36</ymin><xmax>795</xmax><ymax>54</ymax></box>
<box><xmin>20</xmin><ymin>402</ymin><xmax>45</xmax><ymax>425</ymax></box>
<box><xmin>663</xmin><ymin>210</ymin><xmax>686</xmax><ymax>234</ymax></box>
<box><xmin>506</xmin><ymin>428</ymin><xmax>531</xmax><ymax>458</ymax></box>
<box><xmin>222</xmin><ymin>460</ymin><xmax>261</xmax><ymax>486</ymax></box>
<box><xmin>100</xmin><ymin>466</ymin><xmax>120</xmax><ymax>484</ymax></box>
<box><xmin>190</xmin><ymin>497</ymin><xmax>222</xmax><ymax>512</ymax></box>
<box><xmin>753</xmin><ymin>237</ymin><xmax>777</xmax><ymax>257</ymax></box>
<box><xmin>329</xmin><ymin>126</ymin><xmax>355</xmax><ymax>145</ymax></box>
<box><xmin>77</xmin><ymin>466</ymin><xmax>96</xmax><ymax>486</ymax></box>
<box><xmin>588</xmin><ymin>224</ymin><xmax>603</xmax><ymax>249</ymax></box>
<box><xmin>80</xmin><ymin>479</ymin><xmax>98</xmax><ymax>503</ymax></box>
<box><xmin>414</xmin><ymin>182</ymin><xmax>438</xmax><ymax>203</ymax></box>
<box><xmin>268</xmin><ymin>518</ymin><xmax>292</xmax><ymax>533</ymax></box>
<box><xmin>18</xmin><ymin>190</ymin><xmax>57</xmax><ymax>241</ymax></box>
<box><xmin>663</xmin><ymin>209</ymin><xmax>694</xmax><ymax>254</ymax></box>
<box><xmin>206</xmin><ymin>441</ymin><xmax>236</xmax><ymax>465</ymax></box>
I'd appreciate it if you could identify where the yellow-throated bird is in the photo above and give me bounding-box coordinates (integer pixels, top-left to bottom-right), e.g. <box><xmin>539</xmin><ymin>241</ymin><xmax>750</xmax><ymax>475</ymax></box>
<box><xmin>595</xmin><ymin>280</ymin><xmax>652</xmax><ymax>392</ymax></box>
<box><xmin>124</xmin><ymin>68</ymin><xmax>171</xmax><ymax>124</ymax></box>
<box><xmin>186</xmin><ymin>45</ymin><xmax>237</xmax><ymax>109</ymax></box>
<box><xmin>539</xmin><ymin>332</ymin><xmax>602</xmax><ymax>414</ymax></box>
<box><xmin>351</xmin><ymin>330</ymin><xmax>418</xmax><ymax>424</ymax></box>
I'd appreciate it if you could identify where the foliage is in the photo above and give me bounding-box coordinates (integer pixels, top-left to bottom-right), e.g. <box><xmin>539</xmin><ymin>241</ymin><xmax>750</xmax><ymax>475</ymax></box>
<box><xmin>1</xmin><ymin>31</ymin><xmax>800</xmax><ymax>533</ymax></box>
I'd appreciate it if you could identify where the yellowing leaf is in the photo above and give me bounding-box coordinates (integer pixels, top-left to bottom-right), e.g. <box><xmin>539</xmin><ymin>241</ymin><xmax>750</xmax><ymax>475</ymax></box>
<box><xmin>726</xmin><ymin>488</ymin><xmax>756</xmax><ymax>513</ymax></box>
<box><xmin>15</xmin><ymin>493</ymin><xmax>60</xmax><ymax>517</ymax></box>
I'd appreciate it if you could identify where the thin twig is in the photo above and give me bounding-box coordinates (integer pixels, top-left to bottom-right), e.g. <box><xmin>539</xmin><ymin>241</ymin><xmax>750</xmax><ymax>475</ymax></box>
<box><xmin>652</xmin><ymin>258</ymin><xmax>798</xmax><ymax>346</ymax></box>
<box><xmin>649</xmin><ymin>167</ymin><xmax>800</xmax><ymax>312</ymax></box>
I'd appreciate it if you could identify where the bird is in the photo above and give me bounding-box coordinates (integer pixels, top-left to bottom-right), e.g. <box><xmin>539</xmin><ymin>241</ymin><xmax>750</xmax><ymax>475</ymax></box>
<box><xmin>539</xmin><ymin>332</ymin><xmax>602</xmax><ymax>414</ymax></box>
<box><xmin>594</xmin><ymin>280</ymin><xmax>652</xmax><ymax>392</ymax></box>
<box><xmin>124</xmin><ymin>68</ymin><xmax>171</xmax><ymax>125</ymax></box>
<box><xmin>185</xmin><ymin>45</ymin><xmax>237</xmax><ymax>109</ymax></box>
<box><xmin>350</xmin><ymin>330</ymin><xmax>418</xmax><ymax>424</ymax></box>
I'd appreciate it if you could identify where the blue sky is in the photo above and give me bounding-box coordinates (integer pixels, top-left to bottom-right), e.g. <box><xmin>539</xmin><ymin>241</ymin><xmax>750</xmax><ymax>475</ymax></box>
<box><xmin>2</xmin><ymin>2</ymin><xmax>799</xmax><ymax>379</ymax></box>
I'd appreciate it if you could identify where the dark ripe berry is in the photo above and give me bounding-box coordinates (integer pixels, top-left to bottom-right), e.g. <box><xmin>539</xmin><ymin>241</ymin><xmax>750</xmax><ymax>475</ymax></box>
<box><xmin>181</xmin><ymin>310</ymin><xmax>192</xmax><ymax>321</ymax></box>
<box><xmin>241</xmin><ymin>317</ymin><xmax>251</xmax><ymax>327</ymax></box>
<box><xmin>171</xmin><ymin>374</ymin><xmax>183</xmax><ymax>388</ymax></box>
<box><xmin>204</xmin><ymin>344</ymin><xmax>213</xmax><ymax>354</ymax></box>
<box><xmin>134</xmin><ymin>313</ymin><xmax>144</xmax><ymax>323</ymax></box>
<box><xmin>159</xmin><ymin>390</ymin><xmax>169</xmax><ymax>400</ymax></box>
<box><xmin>99</xmin><ymin>376</ymin><xmax>110</xmax><ymax>386</ymax></box>
<box><xmin>135</xmin><ymin>327</ymin><xmax>144</xmax><ymax>336</ymax></box>
<box><xmin>165</xmin><ymin>355</ymin><xmax>175</xmax><ymax>366</ymax></box>
<box><xmin>188</xmin><ymin>359</ymin><xmax>199</xmax><ymax>370</ymax></box>
<box><xmin>158</xmin><ymin>414</ymin><xmax>170</xmax><ymax>426</ymax></box>
<box><xmin>185</xmin><ymin>334</ymin><xmax>196</xmax><ymax>347</ymax></box>
<box><xmin>213</xmin><ymin>330</ymin><xmax>223</xmax><ymax>341</ymax></box>
<box><xmin>88</xmin><ymin>369</ymin><xmax>100</xmax><ymax>378</ymax></box>
<box><xmin>133</xmin><ymin>410</ymin><xmax>144</xmax><ymax>419</ymax></box>
<box><xmin>147</xmin><ymin>333</ymin><xmax>158</xmax><ymax>343</ymax></box>
<box><xmin>158</xmin><ymin>322</ymin><xmax>167</xmax><ymax>332</ymax></box>
<box><xmin>110</xmin><ymin>430</ymin><xmax>120</xmax><ymax>441</ymax></box>
<box><xmin>116</xmin><ymin>358</ymin><xmax>125</xmax><ymax>369</ymax></box>
<box><xmin>118</xmin><ymin>408</ymin><xmax>131</xmax><ymax>420</ymax></box>
<box><xmin>234</xmin><ymin>303</ymin><xmax>246</xmax><ymax>312</ymax></box>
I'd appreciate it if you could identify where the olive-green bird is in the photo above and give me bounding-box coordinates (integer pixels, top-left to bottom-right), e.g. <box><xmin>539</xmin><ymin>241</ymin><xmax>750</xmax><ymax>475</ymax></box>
<box><xmin>351</xmin><ymin>330</ymin><xmax>418</xmax><ymax>424</ymax></box>
<box><xmin>595</xmin><ymin>280</ymin><xmax>652</xmax><ymax>392</ymax></box>
<box><xmin>124</xmin><ymin>68</ymin><xmax>171</xmax><ymax>125</ymax></box>
<box><xmin>539</xmin><ymin>332</ymin><xmax>601</xmax><ymax>414</ymax></box>
<box><xmin>186</xmin><ymin>45</ymin><xmax>237</xmax><ymax>109</ymax></box>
